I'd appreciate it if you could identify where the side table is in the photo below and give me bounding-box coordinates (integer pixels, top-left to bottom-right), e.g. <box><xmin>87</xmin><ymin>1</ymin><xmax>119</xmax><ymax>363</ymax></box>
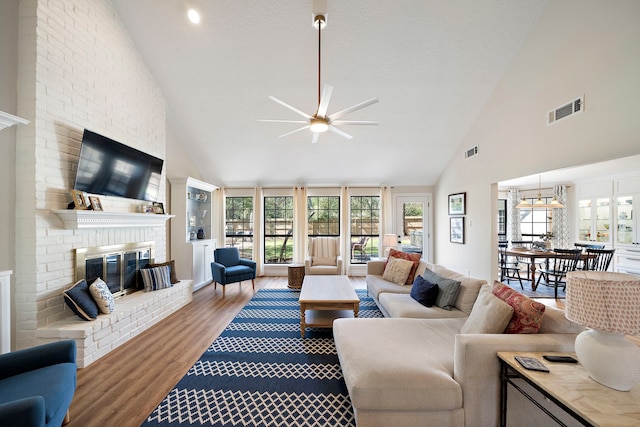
<box><xmin>287</xmin><ymin>263</ymin><xmax>305</xmax><ymax>289</ymax></box>
<box><xmin>498</xmin><ymin>351</ymin><xmax>640</xmax><ymax>427</ymax></box>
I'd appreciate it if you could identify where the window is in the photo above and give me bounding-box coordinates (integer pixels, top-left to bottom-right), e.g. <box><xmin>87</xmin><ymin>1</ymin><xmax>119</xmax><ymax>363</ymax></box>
<box><xmin>264</xmin><ymin>196</ymin><xmax>294</xmax><ymax>264</ymax></box>
<box><xmin>307</xmin><ymin>196</ymin><xmax>340</xmax><ymax>237</ymax></box>
<box><xmin>519</xmin><ymin>196</ymin><xmax>553</xmax><ymax>242</ymax></box>
<box><xmin>225</xmin><ymin>196</ymin><xmax>253</xmax><ymax>259</ymax></box>
<box><xmin>497</xmin><ymin>199</ymin><xmax>507</xmax><ymax>243</ymax></box>
<box><xmin>350</xmin><ymin>196</ymin><xmax>380</xmax><ymax>263</ymax></box>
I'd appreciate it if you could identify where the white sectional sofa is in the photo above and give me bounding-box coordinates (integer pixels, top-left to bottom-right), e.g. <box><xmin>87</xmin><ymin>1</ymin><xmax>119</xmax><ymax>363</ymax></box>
<box><xmin>334</xmin><ymin>261</ymin><xmax>584</xmax><ymax>427</ymax></box>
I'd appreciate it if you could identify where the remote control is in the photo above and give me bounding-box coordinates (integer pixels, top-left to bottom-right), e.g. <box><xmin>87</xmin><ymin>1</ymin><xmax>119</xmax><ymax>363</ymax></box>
<box><xmin>543</xmin><ymin>355</ymin><xmax>578</xmax><ymax>363</ymax></box>
<box><xmin>514</xmin><ymin>356</ymin><xmax>549</xmax><ymax>372</ymax></box>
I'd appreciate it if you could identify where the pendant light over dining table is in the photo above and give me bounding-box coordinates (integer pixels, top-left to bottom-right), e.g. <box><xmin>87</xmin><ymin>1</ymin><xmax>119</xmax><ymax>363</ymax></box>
<box><xmin>516</xmin><ymin>176</ymin><xmax>565</xmax><ymax>209</ymax></box>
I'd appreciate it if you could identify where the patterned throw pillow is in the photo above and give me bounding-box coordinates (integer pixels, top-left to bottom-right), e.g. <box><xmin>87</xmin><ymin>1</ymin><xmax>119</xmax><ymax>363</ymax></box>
<box><xmin>382</xmin><ymin>257</ymin><xmax>415</xmax><ymax>286</ymax></box>
<box><xmin>140</xmin><ymin>265</ymin><xmax>173</xmax><ymax>292</ymax></box>
<box><xmin>89</xmin><ymin>278</ymin><xmax>115</xmax><ymax>314</ymax></box>
<box><xmin>423</xmin><ymin>268</ymin><xmax>461</xmax><ymax>311</ymax></box>
<box><xmin>409</xmin><ymin>275</ymin><xmax>439</xmax><ymax>307</ymax></box>
<box><xmin>63</xmin><ymin>279</ymin><xmax>100</xmax><ymax>321</ymax></box>
<box><xmin>145</xmin><ymin>260</ymin><xmax>179</xmax><ymax>284</ymax></box>
<box><xmin>492</xmin><ymin>281</ymin><xmax>546</xmax><ymax>334</ymax></box>
<box><xmin>386</xmin><ymin>249</ymin><xmax>422</xmax><ymax>285</ymax></box>
<box><xmin>460</xmin><ymin>287</ymin><xmax>514</xmax><ymax>334</ymax></box>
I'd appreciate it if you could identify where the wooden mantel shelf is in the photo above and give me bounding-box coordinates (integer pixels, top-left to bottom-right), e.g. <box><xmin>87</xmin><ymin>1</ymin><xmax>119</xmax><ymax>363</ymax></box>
<box><xmin>53</xmin><ymin>210</ymin><xmax>174</xmax><ymax>229</ymax></box>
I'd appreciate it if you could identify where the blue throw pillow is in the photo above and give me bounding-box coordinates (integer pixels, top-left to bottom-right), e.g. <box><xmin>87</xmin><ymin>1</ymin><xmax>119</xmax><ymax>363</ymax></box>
<box><xmin>410</xmin><ymin>275</ymin><xmax>439</xmax><ymax>307</ymax></box>
<box><xmin>63</xmin><ymin>279</ymin><xmax>99</xmax><ymax>320</ymax></box>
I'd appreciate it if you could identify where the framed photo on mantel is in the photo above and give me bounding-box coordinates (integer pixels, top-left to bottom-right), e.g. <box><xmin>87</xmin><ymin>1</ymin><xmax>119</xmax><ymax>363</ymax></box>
<box><xmin>70</xmin><ymin>190</ymin><xmax>89</xmax><ymax>210</ymax></box>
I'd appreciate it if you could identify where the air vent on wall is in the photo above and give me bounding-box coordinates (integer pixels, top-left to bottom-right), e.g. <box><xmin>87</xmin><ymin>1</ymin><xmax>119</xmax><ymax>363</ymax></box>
<box><xmin>464</xmin><ymin>145</ymin><xmax>478</xmax><ymax>159</ymax></box>
<box><xmin>547</xmin><ymin>95</ymin><xmax>584</xmax><ymax>125</ymax></box>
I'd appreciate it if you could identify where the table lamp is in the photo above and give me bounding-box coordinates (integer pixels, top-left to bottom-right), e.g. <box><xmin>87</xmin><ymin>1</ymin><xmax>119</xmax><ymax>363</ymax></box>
<box><xmin>382</xmin><ymin>234</ymin><xmax>397</xmax><ymax>257</ymax></box>
<box><xmin>565</xmin><ymin>271</ymin><xmax>640</xmax><ymax>391</ymax></box>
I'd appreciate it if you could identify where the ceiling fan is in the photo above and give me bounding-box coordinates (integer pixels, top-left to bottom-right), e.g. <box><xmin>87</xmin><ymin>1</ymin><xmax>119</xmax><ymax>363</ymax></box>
<box><xmin>259</xmin><ymin>3</ymin><xmax>378</xmax><ymax>144</ymax></box>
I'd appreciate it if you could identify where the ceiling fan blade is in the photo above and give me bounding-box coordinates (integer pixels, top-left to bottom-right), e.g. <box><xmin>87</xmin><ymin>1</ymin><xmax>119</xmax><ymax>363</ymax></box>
<box><xmin>311</xmin><ymin>132</ymin><xmax>319</xmax><ymax>144</ymax></box>
<box><xmin>258</xmin><ymin>119</ymin><xmax>308</xmax><ymax>124</ymax></box>
<box><xmin>328</xmin><ymin>125</ymin><xmax>353</xmax><ymax>140</ymax></box>
<box><xmin>331</xmin><ymin>120</ymin><xmax>378</xmax><ymax>125</ymax></box>
<box><xmin>278</xmin><ymin>125</ymin><xmax>311</xmax><ymax>138</ymax></box>
<box><xmin>316</xmin><ymin>84</ymin><xmax>334</xmax><ymax>117</ymax></box>
<box><xmin>329</xmin><ymin>98</ymin><xmax>379</xmax><ymax>121</ymax></box>
<box><xmin>268</xmin><ymin>96</ymin><xmax>313</xmax><ymax>119</ymax></box>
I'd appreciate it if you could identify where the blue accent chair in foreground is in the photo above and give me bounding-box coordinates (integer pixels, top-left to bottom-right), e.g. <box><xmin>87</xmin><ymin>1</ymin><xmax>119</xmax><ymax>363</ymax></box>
<box><xmin>0</xmin><ymin>340</ymin><xmax>77</xmax><ymax>427</ymax></box>
<box><xmin>211</xmin><ymin>247</ymin><xmax>257</xmax><ymax>296</ymax></box>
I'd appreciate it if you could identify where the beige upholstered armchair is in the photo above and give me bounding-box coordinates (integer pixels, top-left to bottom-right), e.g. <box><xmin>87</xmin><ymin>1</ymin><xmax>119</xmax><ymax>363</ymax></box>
<box><xmin>305</xmin><ymin>237</ymin><xmax>343</xmax><ymax>275</ymax></box>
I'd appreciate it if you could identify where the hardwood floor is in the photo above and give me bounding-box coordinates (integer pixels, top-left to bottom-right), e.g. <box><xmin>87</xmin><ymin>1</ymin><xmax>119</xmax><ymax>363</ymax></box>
<box><xmin>67</xmin><ymin>276</ymin><xmax>366</xmax><ymax>427</ymax></box>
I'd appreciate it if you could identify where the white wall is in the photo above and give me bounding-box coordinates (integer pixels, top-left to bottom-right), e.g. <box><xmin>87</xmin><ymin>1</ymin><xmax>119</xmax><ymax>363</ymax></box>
<box><xmin>0</xmin><ymin>0</ymin><xmax>19</xmax><ymax>272</ymax></box>
<box><xmin>13</xmin><ymin>0</ymin><xmax>168</xmax><ymax>350</ymax></box>
<box><xmin>434</xmin><ymin>0</ymin><xmax>640</xmax><ymax>281</ymax></box>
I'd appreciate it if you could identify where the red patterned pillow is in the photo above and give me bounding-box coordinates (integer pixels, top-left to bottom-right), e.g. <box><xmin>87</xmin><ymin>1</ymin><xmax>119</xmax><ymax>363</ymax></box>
<box><xmin>492</xmin><ymin>281</ymin><xmax>546</xmax><ymax>334</ymax></box>
<box><xmin>386</xmin><ymin>249</ymin><xmax>421</xmax><ymax>285</ymax></box>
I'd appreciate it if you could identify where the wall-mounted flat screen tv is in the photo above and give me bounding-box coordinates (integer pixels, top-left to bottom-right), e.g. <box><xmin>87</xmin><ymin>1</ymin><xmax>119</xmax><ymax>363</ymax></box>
<box><xmin>74</xmin><ymin>129</ymin><xmax>164</xmax><ymax>202</ymax></box>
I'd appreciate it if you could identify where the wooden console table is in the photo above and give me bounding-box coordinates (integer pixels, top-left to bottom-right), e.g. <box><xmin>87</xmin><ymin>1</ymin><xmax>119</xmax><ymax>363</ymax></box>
<box><xmin>498</xmin><ymin>351</ymin><xmax>640</xmax><ymax>426</ymax></box>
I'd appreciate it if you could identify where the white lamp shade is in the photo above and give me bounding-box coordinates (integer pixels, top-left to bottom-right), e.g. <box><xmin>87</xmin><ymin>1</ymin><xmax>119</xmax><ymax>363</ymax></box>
<box><xmin>382</xmin><ymin>234</ymin><xmax>397</xmax><ymax>248</ymax></box>
<box><xmin>566</xmin><ymin>271</ymin><xmax>640</xmax><ymax>391</ymax></box>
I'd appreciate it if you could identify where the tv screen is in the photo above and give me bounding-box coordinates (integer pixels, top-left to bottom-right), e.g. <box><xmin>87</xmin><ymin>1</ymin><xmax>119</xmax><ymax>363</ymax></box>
<box><xmin>74</xmin><ymin>129</ymin><xmax>164</xmax><ymax>202</ymax></box>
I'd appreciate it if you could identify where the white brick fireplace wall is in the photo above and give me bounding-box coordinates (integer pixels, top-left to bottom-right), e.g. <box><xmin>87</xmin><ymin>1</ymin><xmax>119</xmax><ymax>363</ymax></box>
<box><xmin>14</xmin><ymin>0</ymin><xmax>170</xmax><ymax>359</ymax></box>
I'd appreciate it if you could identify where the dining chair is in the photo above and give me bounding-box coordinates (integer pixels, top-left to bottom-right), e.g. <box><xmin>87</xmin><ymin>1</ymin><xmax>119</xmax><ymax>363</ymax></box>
<box><xmin>585</xmin><ymin>248</ymin><xmax>615</xmax><ymax>271</ymax></box>
<box><xmin>536</xmin><ymin>248</ymin><xmax>582</xmax><ymax>298</ymax></box>
<box><xmin>510</xmin><ymin>240</ymin><xmax>541</xmax><ymax>277</ymax></box>
<box><xmin>498</xmin><ymin>243</ymin><xmax>523</xmax><ymax>289</ymax></box>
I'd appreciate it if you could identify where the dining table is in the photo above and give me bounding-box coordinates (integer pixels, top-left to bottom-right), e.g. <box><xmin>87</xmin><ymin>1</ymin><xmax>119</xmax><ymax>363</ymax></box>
<box><xmin>504</xmin><ymin>248</ymin><xmax>593</xmax><ymax>291</ymax></box>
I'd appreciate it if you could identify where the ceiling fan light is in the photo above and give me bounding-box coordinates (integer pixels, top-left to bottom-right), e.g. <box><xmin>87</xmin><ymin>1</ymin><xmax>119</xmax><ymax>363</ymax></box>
<box><xmin>310</xmin><ymin>118</ymin><xmax>329</xmax><ymax>133</ymax></box>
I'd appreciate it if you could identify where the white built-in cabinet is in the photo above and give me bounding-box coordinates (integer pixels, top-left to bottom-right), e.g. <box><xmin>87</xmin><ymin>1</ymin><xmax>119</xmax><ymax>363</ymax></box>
<box><xmin>0</xmin><ymin>270</ymin><xmax>11</xmax><ymax>354</ymax></box>
<box><xmin>169</xmin><ymin>177</ymin><xmax>218</xmax><ymax>291</ymax></box>
<box><xmin>575</xmin><ymin>180</ymin><xmax>612</xmax><ymax>247</ymax></box>
<box><xmin>614</xmin><ymin>176</ymin><xmax>640</xmax><ymax>275</ymax></box>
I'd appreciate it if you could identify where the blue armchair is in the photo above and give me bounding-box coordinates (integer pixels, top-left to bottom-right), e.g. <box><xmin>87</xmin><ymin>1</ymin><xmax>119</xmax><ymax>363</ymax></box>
<box><xmin>211</xmin><ymin>247</ymin><xmax>257</xmax><ymax>296</ymax></box>
<box><xmin>0</xmin><ymin>340</ymin><xmax>77</xmax><ymax>427</ymax></box>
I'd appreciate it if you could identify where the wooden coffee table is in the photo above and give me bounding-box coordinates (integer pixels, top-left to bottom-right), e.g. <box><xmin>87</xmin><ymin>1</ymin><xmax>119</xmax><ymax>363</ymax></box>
<box><xmin>298</xmin><ymin>275</ymin><xmax>360</xmax><ymax>338</ymax></box>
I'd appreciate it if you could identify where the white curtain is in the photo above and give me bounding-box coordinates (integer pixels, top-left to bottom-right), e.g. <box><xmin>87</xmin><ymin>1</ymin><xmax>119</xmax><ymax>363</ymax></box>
<box><xmin>552</xmin><ymin>184</ymin><xmax>570</xmax><ymax>249</ymax></box>
<box><xmin>293</xmin><ymin>186</ymin><xmax>308</xmax><ymax>264</ymax></box>
<box><xmin>507</xmin><ymin>188</ymin><xmax>522</xmax><ymax>243</ymax></box>
<box><xmin>212</xmin><ymin>187</ymin><xmax>226</xmax><ymax>247</ymax></box>
<box><xmin>253</xmin><ymin>187</ymin><xmax>264</xmax><ymax>276</ymax></box>
<box><xmin>340</xmin><ymin>186</ymin><xmax>349</xmax><ymax>275</ymax></box>
<box><xmin>381</xmin><ymin>186</ymin><xmax>393</xmax><ymax>236</ymax></box>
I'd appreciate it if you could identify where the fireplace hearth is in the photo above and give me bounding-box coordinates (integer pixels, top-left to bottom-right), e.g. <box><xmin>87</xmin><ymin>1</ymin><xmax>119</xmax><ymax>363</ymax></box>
<box><xmin>75</xmin><ymin>242</ymin><xmax>155</xmax><ymax>296</ymax></box>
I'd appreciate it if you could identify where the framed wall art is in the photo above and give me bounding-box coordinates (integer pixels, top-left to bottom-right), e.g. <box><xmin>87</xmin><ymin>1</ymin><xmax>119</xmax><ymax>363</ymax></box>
<box><xmin>448</xmin><ymin>192</ymin><xmax>466</xmax><ymax>215</ymax></box>
<box><xmin>450</xmin><ymin>217</ymin><xmax>465</xmax><ymax>244</ymax></box>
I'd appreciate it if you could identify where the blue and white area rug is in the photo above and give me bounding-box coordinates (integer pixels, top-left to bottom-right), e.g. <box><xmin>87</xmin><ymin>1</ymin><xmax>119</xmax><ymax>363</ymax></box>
<box><xmin>142</xmin><ymin>288</ymin><xmax>383</xmax><ymax>427</ymax></box>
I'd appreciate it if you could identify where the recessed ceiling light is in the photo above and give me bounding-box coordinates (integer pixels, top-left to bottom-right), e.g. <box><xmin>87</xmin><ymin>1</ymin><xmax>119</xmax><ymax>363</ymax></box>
<box><xmin>188</xmin><ymin>9</ymin><xmax>201</xmax><ymax>24</ymax></box>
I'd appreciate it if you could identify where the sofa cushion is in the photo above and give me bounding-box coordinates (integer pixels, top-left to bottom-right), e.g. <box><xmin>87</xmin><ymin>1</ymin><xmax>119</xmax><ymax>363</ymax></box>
<box><xmin>383</xmin><ymin>257</ymin><xmax>414</xmax><ymax>286</ymax></box>
<box><xmin>430</xmin><ymin>265</ymin><xmax>485</xmax><ymax>314</ymax></box>
<box><xmin>460</xmin><ymin>287</ymin><xmax>514</xmax><ymax>334</ymax></box>
<box><xmin>63</xmin><ymin>279</ymin><xmax>99</xmax><ymax>321</ymax></box>
<box><xmin>89</xmin><ymin>278</ymin><xmax>115</xmax><ymax>314</ymax></box>
<box><xmin>538</xmin><ymin>305</ymin><xmax>586</xmax><ymax>334</ymax></box>
<box><xmin>423</xmin><ymin>268</ymin><xmax>461</xmax><ymax>310</ymax></box>
<box><xmin>311</xmin><ymin>256</ymin><xmax>336</xmax><ymax>266</ymax></box>
<box><xmin>387</xmin><ymin>249</ymin><xmax>422</xmax><ymax>285</ymax></box>
<box><xmin>334</xmin><ymin>318</ymin><xmax>465</xmax><ymax>412</ymax></box>
<box><xmin>379</xmin><ymin>293</ymin><xmax>469</xmax><ymax>319</ymax></box>
<box><xmin>409</xmin><ymin>275</ymin><xmax>439</xmax><ymax>307</ymax></box>
<box><xmin>492</xmin><ymin>281</ymin><xmax>546</xmax><ymax>334</ymax></box>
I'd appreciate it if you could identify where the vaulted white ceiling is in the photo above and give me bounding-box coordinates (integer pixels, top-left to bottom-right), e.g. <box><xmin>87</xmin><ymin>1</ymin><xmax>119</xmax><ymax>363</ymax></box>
<box><xmin>112</xmin><ymin>0</ymin><xmax>549</xmax><ymax>187</ymax></box>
